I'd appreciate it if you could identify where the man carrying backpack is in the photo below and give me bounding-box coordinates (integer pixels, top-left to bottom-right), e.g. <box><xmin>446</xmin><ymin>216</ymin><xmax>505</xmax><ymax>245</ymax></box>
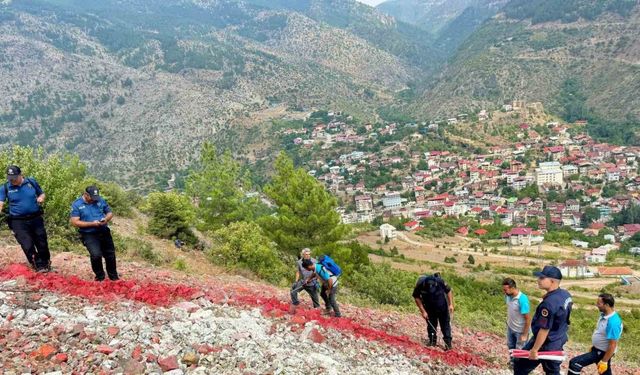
<box><xmin>0</xmin><ymin>166</ymin><xmax>51</xmax><ymax>272</ymax></box>
<box><xmin>413</xmin><ymin>272</ymin><xmax>454</xmax><ymax>350</ymax></box>
<box><xmin>302</xmin><ymin>255</ymin><xmax>342</xmax><ymax>318</ymax></box>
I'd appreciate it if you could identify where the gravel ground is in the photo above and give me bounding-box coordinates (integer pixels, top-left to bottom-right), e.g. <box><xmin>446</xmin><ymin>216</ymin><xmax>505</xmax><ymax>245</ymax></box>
<box><xmin>0</xmin><ymin>249</ymin><xmax>635</xmax><ymax>374</ymax></box>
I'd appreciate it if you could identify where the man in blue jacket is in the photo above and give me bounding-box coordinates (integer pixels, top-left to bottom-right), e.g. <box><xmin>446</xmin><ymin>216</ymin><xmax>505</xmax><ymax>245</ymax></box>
<box><xmin>70</xmin><ymin>186</ymin><xmax>119</xmax><ymax>281</ymax></box>
<box><xmin>514</xmin><ymin>265</ymin><xmax>573</xmax><ymax>375</ymax></box>
<box><xmin>0</xmin><ymin>166</ymin><xmax>51</xmax><ymax>272</ymax></box>
<box><xmin>302</xmin><ymin>258</ymin><xmax>341</xmax><ymax>317</ymax></box>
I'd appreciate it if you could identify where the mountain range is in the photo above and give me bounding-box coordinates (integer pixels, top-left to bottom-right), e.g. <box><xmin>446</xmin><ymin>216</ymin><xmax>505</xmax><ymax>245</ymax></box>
<box><xmin>1</xmin><ymin>0</ymin><xmax>639</xmax><ymax>189</ymax></box>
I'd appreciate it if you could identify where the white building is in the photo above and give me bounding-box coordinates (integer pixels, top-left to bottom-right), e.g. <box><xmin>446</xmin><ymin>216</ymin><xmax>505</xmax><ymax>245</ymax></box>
<box><xmin>562</xmin><ymin>164</ymin><xmax>578</xmax><ymax>177</ymax></box>
<box><xmin>536</xmin><ymin>162</ymin><xmax>563</xmax><ymax>187</ymax></box>
<box><xmin>380</xmin><ymin>224</ymin><xmax>397</xmax><ymax>241</ymax></box>
<box><xmin>355</xmin><ymin>195</ymin><xmax>373</xmax><ymax>213</ymax></box>
<box><xmin>382</xmin><ymin>192</ymin><xmax>403</xmax><ymax>210</ymax></box>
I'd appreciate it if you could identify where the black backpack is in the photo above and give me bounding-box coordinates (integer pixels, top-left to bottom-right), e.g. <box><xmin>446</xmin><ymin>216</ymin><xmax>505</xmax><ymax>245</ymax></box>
<box><xmin>418</xmin><ymin>274</ymin><xmax>447</xmax><ymax>308</ymax></box>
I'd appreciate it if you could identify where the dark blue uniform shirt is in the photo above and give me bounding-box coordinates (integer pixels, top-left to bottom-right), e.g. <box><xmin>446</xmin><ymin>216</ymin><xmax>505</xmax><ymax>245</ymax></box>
<box><xmin>0</xmin><ymin>177</ymin><xmax>43</xmax><ymax>217</ymax></box>
<box><xmin>412</xmin><ymin>275</ymin><xmax>451</xmax><ymax>312</ymax></box>
<box><xmin>70</xmin><ymin>197</ymin><xmax>112</xmax><ymax>233</ymax></box>
<box><xmin>531</xmin><ymin>288</ymin><xmax>573</xmax><ymax>350</ymax></box>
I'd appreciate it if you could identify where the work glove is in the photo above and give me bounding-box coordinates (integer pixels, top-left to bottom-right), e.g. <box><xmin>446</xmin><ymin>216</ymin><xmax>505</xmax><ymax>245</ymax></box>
<box><xmin>597</xmin><ymin>361</ymin><xmax>608</xmax><ymax>374</ymax></box>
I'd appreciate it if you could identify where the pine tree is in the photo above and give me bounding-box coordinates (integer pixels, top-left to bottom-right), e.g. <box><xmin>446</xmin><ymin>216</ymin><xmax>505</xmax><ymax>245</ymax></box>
<box><xmin>186</xmin><ymin>143</ymin><xmax>264</xmax><ymax>230</ymax></box>
<box><xmin>260</xmin><ymin>152</ymin><xmax>347</xmax><ymax>255</ymax></box>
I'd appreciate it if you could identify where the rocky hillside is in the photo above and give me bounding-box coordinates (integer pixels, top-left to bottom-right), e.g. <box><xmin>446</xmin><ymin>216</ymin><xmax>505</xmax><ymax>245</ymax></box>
<box><xmin>411</xmin><ymin>0</ymin><xmax>640</xmax><ymax>121</ymax></box>
<box><xmin>376</xmin><ymin>0</ymin><xmax>507</xmax><ymax>37</ymax></box>
<box><xmin>0</xmin><ymin>0</ymin><xmax>431</xmax><ymax>190</ymax></box>
<box><xmin>0</xmin><ymin>250</ymin><xmax>504</xmax><ymax>375</ymax></box>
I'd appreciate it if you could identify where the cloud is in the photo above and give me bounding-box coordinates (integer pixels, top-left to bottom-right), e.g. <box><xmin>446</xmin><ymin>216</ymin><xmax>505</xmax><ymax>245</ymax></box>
<box><xmin>355</xmin><ymin>0</ymin><xmax>387</xmax><ymax>6</ymax></box>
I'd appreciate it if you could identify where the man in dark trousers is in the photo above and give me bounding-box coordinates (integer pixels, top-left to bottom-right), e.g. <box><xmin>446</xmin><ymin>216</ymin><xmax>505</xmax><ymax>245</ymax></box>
<box><xmin>0</xmin><ymin>165</ymin><xmax>51</xmax><ymax>272</ymax></box>
<box><xmin>413</xmin><ymin>272</ymin><xmax>455</xmax><ymax>350</ymax></box>
<box><xmin>290</xmin><ymin>248</ymin><xmax>320</xmax><ymax>314</ymax></box>
<box><xmin>514</xmin><ymin>265</ymin><xmax>573</xmax><ymax>375</ymax></box>
<box><xmin>568</xmin><ymin>293</ymin><xmax>622</xmax><ymax>375</ymax></box>
<box><xmin>70</xmin><ymin>186</ymin><xmax>119</xmax><ymax>281</ymax></box>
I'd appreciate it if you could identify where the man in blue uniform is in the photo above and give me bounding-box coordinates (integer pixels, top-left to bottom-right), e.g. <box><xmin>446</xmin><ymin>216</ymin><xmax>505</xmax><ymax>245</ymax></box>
<box><xmin>413</xmin><ymin>272</ymin><xmax>455</xmax><ymax>350</ymax></box>
<box><xmin>514</xmin><ymin>265</ymin><xmax>573</xmax><ymax>375</ymax></box>
<box><xmin>0</xmin><ymin>166</ymin><xmax>51</xmax><ymax>272</ymax></box>
<box><xmin>70</xmin><ymin>186</ymin><xmax>119</xmax><ymax>281</ymax></box>
<box><xmin>568</xmin><ymin>293</ymin><xmax>623</xmax><ymax>375</ymax></box>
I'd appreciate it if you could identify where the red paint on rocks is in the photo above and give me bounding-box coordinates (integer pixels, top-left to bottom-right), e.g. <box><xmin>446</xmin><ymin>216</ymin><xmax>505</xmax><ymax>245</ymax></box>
<box><xmin>232</xmin><ymin>294</ymin><xmax>492</xmax><ymax>369</ymax></box>
<box><xmin>0</xmin><ymin>263</ymin><xmax>493</xmax><ymax>369</ymax></box>
<box><xmin>53</xmin><ymin>353</ymin><xmax>68</xmax><ymax>363</ymax></box>
<box><xmin>96</xmin><ymin>345</ymin><xmax>114</xmax><ymax>355</ymax></box>
<box><xmin>158</xmin><ymin>355</ymin><xmax>179</xmax><ymax>371</ymax></box>
<box><xmin>31</xmin><ymin>344</ymin><xmax>57</xmax><ymax>360</ymax></box>
<box><xmin>0</xmin><ymin>264</ymin><xmax>198</xmax><ymax>306</ymax></box>
<box><xmin>309</xmin><ymin>328</ymin><xmax>325</xmax><ymax>344</ymax></box>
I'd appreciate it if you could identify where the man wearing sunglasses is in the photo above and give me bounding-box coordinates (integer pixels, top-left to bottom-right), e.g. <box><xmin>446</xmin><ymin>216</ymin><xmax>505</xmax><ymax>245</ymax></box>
<box><xmin>514</xmin><ymin>265</ymin><xmax>573</xmax><ymax>375</ymax></box>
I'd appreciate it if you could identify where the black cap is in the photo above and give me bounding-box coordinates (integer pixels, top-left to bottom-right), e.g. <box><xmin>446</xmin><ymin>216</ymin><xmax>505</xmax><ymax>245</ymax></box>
<box><xmin>6</xmin><ymin>165</ymin><xmax>21</xmax><ymax>181</ymax></box>
<box><xmin>534</xmin><ymin>265</ymin><xmax>562</xmax><ymax>280</ymax></box>
<box><xmin>85</xmin><ymin>185</ymin><xmax>100</xmax><ymax>200</ymax></box>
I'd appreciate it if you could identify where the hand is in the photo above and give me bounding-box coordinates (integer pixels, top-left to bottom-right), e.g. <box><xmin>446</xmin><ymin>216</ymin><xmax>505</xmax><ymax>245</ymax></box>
<box><xmin>421</xmin><ymin>310</ymin><xmax>428</xmax><ymax>320</ymax></box>
<box><xmin>449</xmin><ymin>304</ymin><xmax>454</xmax><ymax>314</ymax></box>
<box><xmin>528</xmin><ymin>349</ymin><xmax>538</xmax><ymax>360</ymax></box>
<box><xmin>36</xmin><ymin>195</ymin><xmax>45</xmax><ymax>204</ymax></box>
<box><xmin>519</xmin><ymin>333</ymin><xmax>528</xmax><ymax>343</ymax></box>
<box><xmin>597</xmin><ymin>361</ymin><xmax>608</xmax><ymax>374</ymax></box>
<box><xmin>93</xmin><ymin>220</ymin><xmax>103</xmax><ymax>227</ymax></box>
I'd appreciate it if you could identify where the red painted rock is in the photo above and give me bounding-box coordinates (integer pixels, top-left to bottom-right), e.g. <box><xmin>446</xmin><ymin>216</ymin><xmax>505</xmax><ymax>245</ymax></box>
<box><xmin>309</xmin><ymin>328</ymin><xmax>325</xmax><ymax>344</ymax></box>
<box><xmin>33</xmin><ymin>344</ymin><xmax>57</xmax><ymax>360</ymax></box>
<box><xmin>53</xmin><ymin>353</ymin><xmax>68</xmax><ymax>363</ymax></box>
<box><xmin>96</xmin><ymin>345</ymin><xmax>114</xmax><ymax>355</ymax></box>
<box><xmin>291</xmin><ymin>315</ymin><xmax>306</xmax><ymax>325</ymax></box>
<box><xmin>131</xmin><ymin>345</ymin><xmax>142</xmax><ymax>360</ymax></box>
<box><xmin>107</xmin><ymin>327</ymin><xmax>120</xmax><ymax>336</ymax></box>
<box><xmin>30</xmin><ymin>293</ymin><xmax>42</xmax><ymax>302</ymax></box>
<box><xmin>195</xmin><ymin>344</ymin><xmax>215</xmax><ymax>354</ymax></box>
<box><xmin>158</xmin><ymin>355</ymin><xmax>179</xmax><ymax>371</ymax></box>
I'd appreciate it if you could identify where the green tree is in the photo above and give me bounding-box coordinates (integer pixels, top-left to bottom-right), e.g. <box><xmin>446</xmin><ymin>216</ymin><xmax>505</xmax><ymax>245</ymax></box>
<box><xmin>186</xmin><ymin>143</ymin><xmax>265</xmax><ymax>231</ymax></box>
<box><xmin>259</xmin><ymin>152</ymin><xmax>347</xmax><ymax>255</ymax></box>
<box><xmin>209</xmin><ymin>221</ymin><xmax>287</xmax><ymax>284</ymax></box>
<box><xmin>141</xmin><ymin>191</ymin><xmax>195</xmax><ymax>243</ymax></box>
<box><xmin>582</xmin><ymin>207</ymin><xmax>601</xmax><ymax>227</ymax></box>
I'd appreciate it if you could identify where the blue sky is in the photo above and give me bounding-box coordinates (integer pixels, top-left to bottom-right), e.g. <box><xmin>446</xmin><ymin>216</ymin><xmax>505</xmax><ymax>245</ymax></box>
<box><xmin>356</xmin><ymin>0</ymin><xmax>387</xmax><ymax>6</ymax></box>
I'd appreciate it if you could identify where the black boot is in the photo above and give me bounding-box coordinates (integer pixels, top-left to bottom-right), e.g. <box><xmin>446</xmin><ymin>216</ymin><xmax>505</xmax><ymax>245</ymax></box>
<box><xmin>444</xmin><ymin>340</ymin><xmax>452</xmax><ymax>351</ymax></box>
<box><xmin>427</xmin><ymin>336</ymin><xmax>437</xmax><ymax>347</ymax></box>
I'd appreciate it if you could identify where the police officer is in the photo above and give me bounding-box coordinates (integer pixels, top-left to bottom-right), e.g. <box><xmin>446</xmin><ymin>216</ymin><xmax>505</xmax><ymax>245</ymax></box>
<box><xmin>70</xmin><ymin>186</ymin><xmax>119</xmax><ymax>281</ymax></box>
<box><xmin>514</xmin><ymin>265</ymin><xmax>573</xmax><ymax>375</ymax></box>
<box><xmin>413</xmin><ymin>272</ymin><xmax>455</xmax><ymax>350</ymax></box>
<box><xmin>0</xmin><ymin>165</ymin><xmax>51</xmax><ymax>272</ymax></box>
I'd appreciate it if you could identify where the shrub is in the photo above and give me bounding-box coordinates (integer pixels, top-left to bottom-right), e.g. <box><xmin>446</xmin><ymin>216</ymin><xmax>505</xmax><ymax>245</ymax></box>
<box><xmin>347</xmin><ymin>263</ymin><xmax>416</xmax><ymax>306</ymax></box>
<box><xmin>444</xmin><ymin>256</ymin><xmax>457</xmax><ymax>263</ymax></box>
<box><xmin>140</xmin><ymin>191</ymin><xmax>196</xmax><ymax>244</ymax></box>
<box><xmin>209</xmin><ymin>221</ymin><xmax>288</xmax><ymax>284</ymax></box>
